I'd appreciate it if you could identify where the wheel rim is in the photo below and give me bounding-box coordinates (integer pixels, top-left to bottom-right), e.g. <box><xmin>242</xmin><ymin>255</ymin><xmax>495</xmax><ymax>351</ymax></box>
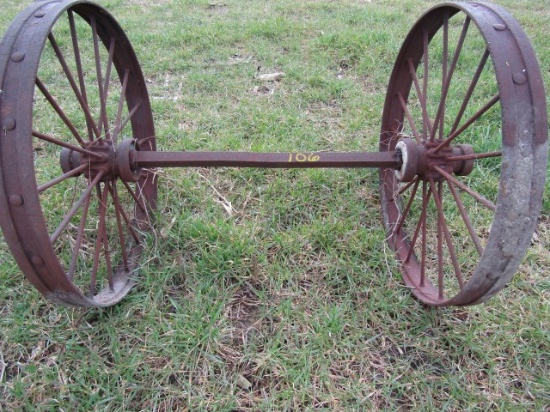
<box><xmin>379</xmin><ymin>2</ymin><xmax>548</xmax><ymax>306</ymax></box>
<box><xmin>0</xmin><ymin>0</ymin><xmax>157</xmax><ymax>307</ymax></box>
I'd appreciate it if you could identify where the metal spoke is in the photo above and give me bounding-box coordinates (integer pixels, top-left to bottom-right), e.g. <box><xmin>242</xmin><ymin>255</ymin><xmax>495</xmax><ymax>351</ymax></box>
<box><xmin>121</xmin><ymin>180</ymin><xmax>147</xmax><ymax>214</ymax></box>
<box><xmin>450</xmin><ymin>49</ymin><xmax>490</xmax><ymax>135</ymax></box>
<box><xmin>420</xmin><ymin>182</ymin><xmax>428</xmax><ymax>287</ymax></box>
<box><xmin>118</xmin><ymin>103</ymin><xmax>142</xmax><ymax>137</ymax></box>
<box><xmin>47</xmin><ymin>33</ymin><xmax>100</xmax><ymax>140</ymax></box>
<box><xmin>435</xmin><ymin>181</ymin><xmax>444</xmax><ymax>299</ymax></box>
<box><xmin>109</xmin><ymin>183</ymin><xmax>141</xmax><ymax>244</ymax></box>
<box><xmin>108</xmin><ymin>182</ymin><xmax>131</xmax><ymax>271</ymax></box>
<box><xmin>68</xmin><ymin>186</ymin><xmax>93</xmax><ymax>280</ymax></box>
<box><xmin>433</xmin><ymin>165</ymin><xmax>496</xmax><ymax>211</ymax></box>
<box><xmin>50</xmin><ymin>171</ymin><xmax>104</xmax><ymax>244</ymax></box>
<box><xmin>112</xmin><ymin>69</ymin><xmax>129</xmax><ymax>143</ymax></box>
<box><xmin>422</xmin><ymin>29</ymin><xmax>429</xmax><ymax>141</ymax></box>
<box><xmin>392</xmin><ymin>179</ymin><xmax>420</xmax><ymax>236</ymax></box>
<box><xmin>103</xmin><ymin>38</ymin><xmax>116</xmax><ymax>104</ymax></box>
<box><xmin>35</xmin><ymin>77</ymin><xmax>87</xmax><ymax>146</ymax></box>
<box><xmin>408</xmin><ymin>58</ymin><xmax>433</xmax><ymax>139</ymax></box>
<box><xmin>33</xmin><ymin>130</ymin><xmax>103</xmax><ymax>160</ymax></box>
<box><xmin>38</xmin><ymin>164</ymin><xmax>88</xmax><ymax>193</ymax></box>
<box><xmin>446</xmin><ymin>179</ymin><xmax>484</xmax><ymax>256</ymax></box>
<box><xmin>431</xmin><ymin>16</ymin><xmax>470</xmax><ymax>142</ymax></box>
<box><xmin>100</xmin><ymin>192</ymin><xmax>115</xmax><ymax>292</ymax></box>
<box><xmin>398</xmin><ymin>92</ymin><xmax>421</xmax><ymax>142</ymax></box>
<box><xmin>436</xmin><ymin>12</ymin><xmax>449</xmax><ymax>141</ymax></box>
<box><xmin>398</xmin><ymin>177</ymin><xmax>419</xmax><ymax>196</ymax></box>
<box><xmin>99</xmin><ymin>38</ymin><xmax>116</xmax><ymax>140</ymax></box>
<box><xmin>405</xmin><ymin>182</ymin><xmax>432</xmax><ymax>266</ymax></box>
<box><xmin>90</xmin><ymin>183</ymin><xmax>110</xmax><ymax>295</ymax></box>
<box><xmin>68</xmin><ymin>10</ymin><xmax>94</xmax><ymax>142</ymax></box>
<box><xmin>432</xmin><ymin>94</ymin><xmax>500</xmax><ymax>153</ymax></box>
<box><xmin>91</xmin><ymin>16</ymin><xmax>108</xmax><ymax>139</ymax></box>
<box><xmin>430</xmin><ymin>179</ymin><xmax>464</xmax><ymax>290</ymax></box>
<box><xmin>448</xmin><ymin>151</ymin><xmax>501</xmax><ymax>162</ymax></box>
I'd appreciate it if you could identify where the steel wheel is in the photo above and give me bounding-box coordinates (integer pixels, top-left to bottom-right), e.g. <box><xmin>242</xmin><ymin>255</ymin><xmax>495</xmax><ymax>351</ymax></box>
<box><xmin>0</xmin><ymin>0</ymin><xmax>157</xmax><ymax>307</ymax></box>
<box><xmin>379</xmin><ymin>2</ymin><xmax>548</xmax><ymax>306</ymax></box>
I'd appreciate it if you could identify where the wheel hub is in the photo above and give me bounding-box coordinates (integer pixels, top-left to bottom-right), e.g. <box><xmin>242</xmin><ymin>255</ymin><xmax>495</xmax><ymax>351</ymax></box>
<box><xmin>81</xmin><ymin>139</ymin><xmax>116</xmax><ymax>182</ymax></box>
<box><xmin>59</xmin><ymin>138</ymin><xmax>142</xmax><ymax>183</ymax></box>
<box><xmin>394</xmin><ymin>138</ymin><xmax>474</xmax><ymax>183</ymax></box>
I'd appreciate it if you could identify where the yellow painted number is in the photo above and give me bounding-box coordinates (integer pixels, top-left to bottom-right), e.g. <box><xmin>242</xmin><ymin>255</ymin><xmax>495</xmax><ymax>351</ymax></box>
<box><xmin>288</xmin><ymin>153</ymin><xmax>320</xmax><ymax>162</ymax></box>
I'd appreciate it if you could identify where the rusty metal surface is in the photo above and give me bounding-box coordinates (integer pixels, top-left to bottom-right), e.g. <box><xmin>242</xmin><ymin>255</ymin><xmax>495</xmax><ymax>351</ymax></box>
<box><xmin>132</xmin><ymin>150</ymin><xmax>402</xmax><ymax>169</ymax></box>
<box><xmin>0</xmin><ymin>0</ymin><xmax>157</xmax><ymax>307</ymax></box>
<box><xmin>378</xmin><ymin>1</ymin><xmax>548</xmax><ymax>306</ymax></box>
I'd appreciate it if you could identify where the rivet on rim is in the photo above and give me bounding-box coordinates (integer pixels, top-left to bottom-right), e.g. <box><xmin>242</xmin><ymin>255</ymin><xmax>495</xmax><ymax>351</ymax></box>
<box><xmin>493</xmin><ymin>23</ymin><xmax>507</xmax><ymax>31</ymax></box>
<box><xmin>8</xmin><ymin>195</ymin><xmax>24</xmax><ymax>206</ymax></box>
<box><xmin>513</xmin><ymin>71</ymin><xmax>527</xmax><ymax>85</ymax></box>
<box><xmin>35</xmin><ymin>12</ymin><xmax>46</xmax><ymax>18</ymax></box>
<box><xmin>3</xmin><ymin>116</ymin><xmax>16</xmax><ymax>130</ymax></box>
<box><xmin>10</xmin><ymin>52</ymin><xmax>25</xmax><ymax>62</ymax></box>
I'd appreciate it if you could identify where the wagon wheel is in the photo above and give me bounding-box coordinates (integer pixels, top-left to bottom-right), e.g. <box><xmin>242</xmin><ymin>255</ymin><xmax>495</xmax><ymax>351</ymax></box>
<box><xmin>0</xmin><ymin>0</ymin><xmax>157</xmax><ymax>307</ymax></box>
<box><xmin>379</xmin><ymin>2</ymin><xmax>548</xmax><ymax>306</ymax></box>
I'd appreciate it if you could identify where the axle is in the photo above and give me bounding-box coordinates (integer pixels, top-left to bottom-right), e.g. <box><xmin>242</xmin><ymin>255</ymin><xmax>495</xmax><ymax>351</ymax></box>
<box><xmin>59</xmin><ymin>137</ymin><xmax>477</xmax><ymax>186</ymax></box>
<box><xmin>132</xmin><ymin>150</ymin><xmax>402</xmax><ymax>169</ymax></box>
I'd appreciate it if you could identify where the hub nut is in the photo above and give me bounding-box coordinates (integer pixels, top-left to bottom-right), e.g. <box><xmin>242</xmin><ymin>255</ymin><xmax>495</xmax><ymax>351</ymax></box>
<box><xmin>116</xmin><ymin>139</ymin><xmax>142</xmax><ymax>182</ymax></box>
<box><xmin>394</xmin><ymin>138</ymin><xmax>419</xmax><ymax>182</ymax></box>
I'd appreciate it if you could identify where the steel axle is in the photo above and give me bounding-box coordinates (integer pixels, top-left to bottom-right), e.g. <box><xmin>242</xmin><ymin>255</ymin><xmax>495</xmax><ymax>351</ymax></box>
<box><xmin>131</xmin><ymin>149</ymin><xmax>402</xmax><ymax>170</ymax></box>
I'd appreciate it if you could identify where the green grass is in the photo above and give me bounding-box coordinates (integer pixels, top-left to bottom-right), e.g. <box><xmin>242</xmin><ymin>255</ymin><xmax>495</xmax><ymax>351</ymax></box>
<box><xmin>1</xmin><ymin>0</ymin><xmax>550</xmax><ymax>410</ymax></box>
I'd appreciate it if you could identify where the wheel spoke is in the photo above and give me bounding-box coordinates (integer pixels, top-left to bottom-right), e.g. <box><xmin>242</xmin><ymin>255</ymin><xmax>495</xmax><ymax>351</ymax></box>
<box><xmin>103</xmin><ymin>38</ymin><xmax>116</xmax><ymax>104</ymax></box>
<box><xmin>109</xmin><ymin>183</ymin><xmax>141</xmax><ymax>244</ymax></box>
<box><xmin>392</xmin><ymin>179</ymin><xmax>420</xmax><ymax>236</ymax></box>
<box><xmin>33</xmin><ymin>130</ymin><xmax>103</xmax><ymax>160</ymax></box>
<box><xmin>35</xmin><ymin>77</ymin><xmax>87</xmax><ymax>146</ymax></box>
<box><xmin>422</xmin><ymin>29</ymin><xmax>429</xmax><ymax>141</ymax></box>
<box><xmin>68</xmin><ymin>9</ymin><xmax>94</xmax><ymax>142</ymax></box>
<box><xmin>91</xmin><ymin>16</ymin><xmax>108</xmax><ymax>139</ymax></box>
<box><xmin>108</xmin><ymin>182</ymin><xmax>131</xmax><ymax>271</ymax></box>
<box><xmin>435</xmin><ymin>182</ymin><xmax>444</xmax><ymax>299</ymax></box>
<box><xmin>430</xmin><ymin>179</ymin><xmax>464</xmax><ymax>290</ymax></box>
<box><xmin>47</xmin><ymin>33</ymin><xmax>101</xmax><ymax>141</ymax></box>
<box><xmin>112</xmin><ymin>69</ymin><xmax>129</xmax><ymax>143</ymax></box>
<box><xmin>436</xmin><ymin>12</ymin><xmax>449</xmax><ymax>141</ymax></box>
<box><xmin>433</xmin><ymin>93</ymin><xmax>500</xmax><ymax>153</ymax></box>
<box><xmin>90</xmin><ymin>183</ymin><xmax>110</xmax><ymax>295</ymax></box>
<box><xmin>420</xmin><ymin>182</ymin><xmax>428</xmax><ymax>287</ymax></box>
<box><xmin>118</xmin><ymin>103</ymin><xmax>142</xmax><ymax>138</ymax></box>
<box><xmin>405</xmin><ymin>182</ymin><xmax>432</xmax><ymax>265</ymax></box>
<box><xmin>38</xmin><ymin>163</ymin><xmax>88</xmax><ymax>193</ymax></box>
<box><xmin>446</xmin><ymin>179</ymin><xmax>484</xmax><ymax>256</ymax></box>
<box><xmin>398</xmin><ymin>92</ymin><xmax>421</xmax><ymax>142</ymax></box>
<box><xmin>433</xmin><ymin>165</ymin><xmax>496</xmax><ymax>211</ymax></box>
<box><xmin>121</xmin><ymin>180</ymin><xmax>147</xmax><ymax>214</ymax></box>
<box><xmin>448</xmin><ymin>151</ymin><xmax>502</xmax><ymax>162</ymax></box>
<box><xmin>431</xmin><ymin>16</ymin><xmax>470</xmax><ymax>142</ymax></box>
<box><xmin>50</xmin><ymin>171</ymin><xmax>104</xmax><ymax>244</ymax></box>
<box><xmin>99</xmin><ymin>38</ymin><xmax>116</xmax><ymax>140</ymax></box>
<box><xmin>408</xmin><ymin>58</ymin><xmax>433</xmax><ymax>139</ymax></box>
<box><xmin>68</xmin><ymin>187</ymin><xmax>93</xmax><ymax>280</ymax></box>
<box><xmin>101</xmin><ymin>207</ymin><xmax>115</xmax><ymax>291</ymax></box>
<box><xmin>397</xmin><ymin>176</ymin><xmax>418</xmax><ymax>196</ymax></box>
<box><xmin>450</xmin><ymin>49</ymin><xmax>490</xmax><ymax>135</ymax></box>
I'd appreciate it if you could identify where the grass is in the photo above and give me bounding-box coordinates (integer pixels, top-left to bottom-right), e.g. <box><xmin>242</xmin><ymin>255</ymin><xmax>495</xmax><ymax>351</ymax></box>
<box><xmin>1</xmin><ymin>0</ymin><xmax>550</xmax><ymax>410</ymax></box>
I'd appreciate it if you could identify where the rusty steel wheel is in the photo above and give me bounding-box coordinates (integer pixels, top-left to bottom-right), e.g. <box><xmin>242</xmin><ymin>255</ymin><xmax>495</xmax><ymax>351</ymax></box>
<box><xmin>380</xmin><ymin>2</ymin><xmax>548</xmax><ymax>306</ymax></box>
<box><xmin>0</xmin><ymin>0</ymin><xmax>157</xmax><ymax>307</ymax></box>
